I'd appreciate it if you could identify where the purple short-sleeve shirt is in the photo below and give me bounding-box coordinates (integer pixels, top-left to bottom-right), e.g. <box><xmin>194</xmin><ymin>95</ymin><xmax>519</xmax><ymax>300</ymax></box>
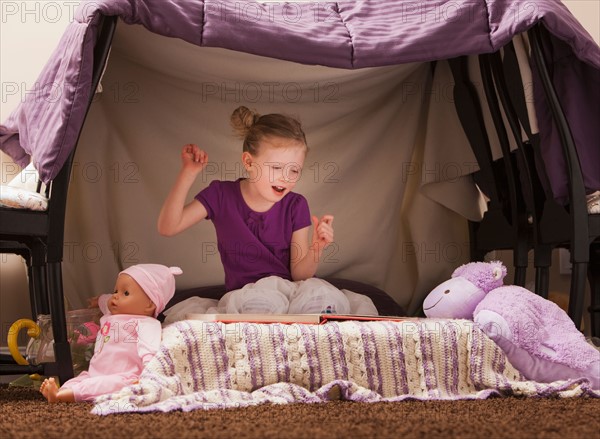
<box><xmin>195</xmin><ymin>179</ymin><xmax>312</xmax><ymax>291</ymax></box>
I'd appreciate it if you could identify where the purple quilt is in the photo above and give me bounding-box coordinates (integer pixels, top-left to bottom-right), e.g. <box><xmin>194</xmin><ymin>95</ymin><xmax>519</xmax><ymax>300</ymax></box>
<box><xmin>91</xmin><ymin>319</ymin><xmax>599</xmax><ymax>415</ymax></box>
<box><xmin>1</xmin><ymin>0</ymin><xmax>599</xmax><ymax>199</ymax></box>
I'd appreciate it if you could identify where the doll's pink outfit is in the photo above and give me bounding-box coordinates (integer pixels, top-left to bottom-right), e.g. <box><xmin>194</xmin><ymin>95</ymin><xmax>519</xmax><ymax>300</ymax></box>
<box><xmin>60</xmin><ymin>264</ymin><xmax>182</xmax><ymax>402</ymax></box>
<box><xmin>60</xmin><ymin>307</ymin><xmax>161</xmax><ymax>401</ymax></box>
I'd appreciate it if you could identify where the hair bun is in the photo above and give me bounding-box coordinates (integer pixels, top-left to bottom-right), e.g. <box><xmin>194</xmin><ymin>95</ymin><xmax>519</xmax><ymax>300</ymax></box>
<box><xmin>231</xmin><ymin>106</ymin><xmax>260</xmax><ymax>139</ymax></box>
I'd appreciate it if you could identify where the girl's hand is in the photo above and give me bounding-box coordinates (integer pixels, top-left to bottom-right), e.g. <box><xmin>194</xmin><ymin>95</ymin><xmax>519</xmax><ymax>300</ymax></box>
<box><xmin>311</xmin><ymin>215</ymin><xmax>334</xmax><ymax>256</ymax></box>
<box><xmin>181</xmin><ymin>144</ymin><xmax>208</xmax><ymax>174</ymax></box>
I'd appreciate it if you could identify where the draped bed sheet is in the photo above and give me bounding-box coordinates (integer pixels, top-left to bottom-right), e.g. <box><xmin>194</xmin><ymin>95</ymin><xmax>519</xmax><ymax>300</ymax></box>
<box><xmin>59</xmin><ymin>21</ymin><xmax>481</xmax><ymax>313</ymax></box>
<box><xmin>91</xmin><ymin>319</ymin><xmax>599</xmax><ymax>415</ymax></box>
<box><xmin>1</xmin><ymin>0</ymin><xmax>599</xmax><ymax>196</ymax></box>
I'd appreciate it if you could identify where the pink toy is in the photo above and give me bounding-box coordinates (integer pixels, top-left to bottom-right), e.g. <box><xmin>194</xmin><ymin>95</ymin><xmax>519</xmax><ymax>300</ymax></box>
<box><xmin>423</xmin><ymin>261</ymin><xmax>599</xmax><ymax>389</ymax></box>
<box><xmin>72</xmin><ymin>321</ymin><xmax>100</xmax><ymax>345</ymax></box>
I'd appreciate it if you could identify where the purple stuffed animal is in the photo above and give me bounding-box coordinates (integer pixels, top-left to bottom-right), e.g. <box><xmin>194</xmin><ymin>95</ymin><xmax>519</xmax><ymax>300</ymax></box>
<box><xmin>423</xmin><ymin>261</ymin><xmax>599</xmax><ymax>389</ymax></box>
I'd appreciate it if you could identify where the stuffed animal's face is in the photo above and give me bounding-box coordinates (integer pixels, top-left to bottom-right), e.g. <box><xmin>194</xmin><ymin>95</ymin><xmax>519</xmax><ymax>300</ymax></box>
<box><xmin>423</xmin><ymin>276</ymin><xmax>486</xmax><ymax>319</ymax></box>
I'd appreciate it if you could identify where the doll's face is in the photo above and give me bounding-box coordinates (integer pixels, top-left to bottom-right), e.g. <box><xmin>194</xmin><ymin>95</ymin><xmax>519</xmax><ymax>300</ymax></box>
<box><xmin>109</xmin><ymin>274</ymin><xmax>156</xmax><ymax>316</ymax></box>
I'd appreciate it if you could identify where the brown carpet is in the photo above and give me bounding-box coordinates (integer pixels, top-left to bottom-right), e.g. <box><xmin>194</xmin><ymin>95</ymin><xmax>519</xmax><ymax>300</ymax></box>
<box><xmin>1</xmin><ymin>384</ymin><xmax>598</xmax><ymax>439</ymax></box>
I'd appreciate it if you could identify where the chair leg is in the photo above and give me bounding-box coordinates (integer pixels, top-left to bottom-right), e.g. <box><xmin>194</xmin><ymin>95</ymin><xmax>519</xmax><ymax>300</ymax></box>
<box><xmin>534</xmin><ymin>266</ymin><xmax>550</xmax><ymax>299</ymax></box>
<box><xmin>45</xmin><ymin>261</ymin><xmax>74</xmax><ymax>383</ymax></box>
<box><xmin>31</xmin><ymin>263</ymin><xmax>49</xmax><ymax>316</ymax></box>
<box><xmin>468</xmin><ymin>221</ymin><xmax>487</xmax><ymax>262</ymax></box>
<box><xmin>23</xmin><ymin>255</ymin><xmax>37</xmax><ymax>318</ymax></box>
<box><xmin>568</xmin><ymin>262</ymin><xmax>587</xmax><ymax>331</ymax></box>
<box><xmin>30</xmin><ymin>241</ymin><xmax>49</xmax><ymax>316</ymax></box>
<box><xmin>514</xmin><ymin>266</ymin><xmax>527</xmax><ymax>287</ymax></box>
<box><xmin>533</xmin><ymin>244</ymin><xmax>552</xmax><ymax>299</ymax></box>
<box><xmin>513</xmin><ymin>243</ymin><xmax>528</xmax><ymax>288</ymax></box>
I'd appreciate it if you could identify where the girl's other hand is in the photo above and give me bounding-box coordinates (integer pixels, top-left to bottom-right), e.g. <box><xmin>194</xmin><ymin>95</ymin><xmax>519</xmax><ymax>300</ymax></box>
<box><xmin>181</xmin><ymin>144</ymin><xmax>208</xmax><ymax>173</ymax></box>
<box><xmin>311</xmin><ymin>214</ymin><xmax>334</xmax><ymax>254</ymax></box>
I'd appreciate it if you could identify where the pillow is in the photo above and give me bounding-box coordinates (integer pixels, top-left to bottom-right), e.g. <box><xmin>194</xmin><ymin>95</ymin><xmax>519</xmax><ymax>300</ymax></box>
<box><xmin>475</xmin><ymin>309</ymin><xmax>600</xmax><ymax>389</ymax></box>
<box><xmin>0</xmin><ymin>185</ymin><xmax>48</xmax><ymax>211</ymax></box>
<box><xmin>587</xmin><ymin>191</ymin><xmax>599</xmax><ymax>214</ymax></box>
<box><xmin>0</xmin><ymin>162</ymin><xmax>48</xmax><ymax>211</ymax></box>
<box><xmin>473</xmin><ymin>285</ymin><xmax>600</xmax><ymax>389</ymax></box>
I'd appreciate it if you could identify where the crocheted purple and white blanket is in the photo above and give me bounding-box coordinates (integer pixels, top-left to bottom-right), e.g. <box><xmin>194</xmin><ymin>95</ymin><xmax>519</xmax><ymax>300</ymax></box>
<box><xmin>92</xmin><ymin>319</ymin><xmax>598</xmax><ymax>414</ymax></box>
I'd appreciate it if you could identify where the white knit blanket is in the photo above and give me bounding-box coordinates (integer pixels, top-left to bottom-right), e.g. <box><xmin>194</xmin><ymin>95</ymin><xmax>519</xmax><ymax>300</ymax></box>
<box><xmin>92</xmin><ymin>319</ymin><xmax>599</xmax><ymax>414</ymax></box>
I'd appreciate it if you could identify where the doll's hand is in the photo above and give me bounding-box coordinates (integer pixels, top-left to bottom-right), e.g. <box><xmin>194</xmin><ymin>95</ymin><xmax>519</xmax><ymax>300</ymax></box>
<box><xmin>181</xmin><ymin>144</ymin><xmax>208</xmax><ymax>174</ymax></box>
<box><xmin>88</xmin><ymin>296</ymin><xmax>101</xmax><ymax>308</ymax></box>
<box><xmin>311</xmin><ymin>215</ymin><xmax>334</xmax><ymax>256</ymax></box>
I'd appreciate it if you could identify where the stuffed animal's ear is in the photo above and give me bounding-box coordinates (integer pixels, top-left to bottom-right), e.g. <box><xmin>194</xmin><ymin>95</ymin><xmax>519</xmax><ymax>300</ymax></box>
<box><xmin>492</xmin><ymin>266</ymin><xmax>503</xmax><ymax>280</ymax></box>
<box><xmin>490</xmin><ymin>261</ymin><xmax>508</xmax><ymax>282</ymax></box>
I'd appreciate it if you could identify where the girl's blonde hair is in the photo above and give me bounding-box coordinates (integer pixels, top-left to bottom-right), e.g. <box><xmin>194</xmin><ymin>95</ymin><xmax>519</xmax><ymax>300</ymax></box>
<box><xmin>230</xmin><ymin>106</ymin><xmax>307</xmax><ymax>155</ymax></box>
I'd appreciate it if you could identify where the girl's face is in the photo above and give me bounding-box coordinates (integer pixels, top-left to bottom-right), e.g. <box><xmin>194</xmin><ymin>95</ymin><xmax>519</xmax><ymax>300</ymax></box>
<box><xmin>109</xmin><ymin>274</ymin><xmax>156</xmax><ymax>316</ymax></box>
<box><xmin>243</xmin><ymin>136</ymin><xmax>306</xmax><ymax>205</ymax></box>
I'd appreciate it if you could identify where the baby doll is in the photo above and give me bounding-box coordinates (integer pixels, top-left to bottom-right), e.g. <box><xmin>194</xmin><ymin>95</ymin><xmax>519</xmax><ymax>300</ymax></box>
<box><xmin>40</xmin><ymin>264</ymin><xmax>182</xmax><ymax>403</ymax></box>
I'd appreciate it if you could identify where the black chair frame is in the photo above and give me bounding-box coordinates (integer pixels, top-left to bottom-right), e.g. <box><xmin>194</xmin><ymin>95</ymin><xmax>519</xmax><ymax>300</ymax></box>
<box><xmin>450</xmin><ymin>23</ymin><xmax>599</xmax><ymax>335</ymax></box>
<box><xmin>0</xmin><ymin>15</ymin><xmax>117</xmax><ymax>383</ymax></box>
<box><xmin>448</xmin><ymin>55</ymin><xmax>533</xmax><ymax>288</ymax></box>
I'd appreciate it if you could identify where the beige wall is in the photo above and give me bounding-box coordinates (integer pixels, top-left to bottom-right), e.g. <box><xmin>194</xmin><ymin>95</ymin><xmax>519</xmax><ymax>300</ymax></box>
<box><xmin>564</xmin><ymin>0</ymin><xmax>600</xmax><ymax>42</ymax></box>
<box><xmin>0</xmin><ymin>1</ymin><xmax>599</xmax><ymax>345</ymax></box>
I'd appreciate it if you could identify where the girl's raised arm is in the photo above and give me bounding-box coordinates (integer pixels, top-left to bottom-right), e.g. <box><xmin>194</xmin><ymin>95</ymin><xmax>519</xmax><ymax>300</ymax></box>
<box><xmin>157</xmin><ymin>145</ymin><xmax>209</xmax><ymax>236</ymax></box>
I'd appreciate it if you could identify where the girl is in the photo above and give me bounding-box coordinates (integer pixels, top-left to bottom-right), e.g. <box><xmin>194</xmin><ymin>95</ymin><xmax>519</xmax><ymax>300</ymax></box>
<box><xmin>158</xmin><ymin>106</ymin><xmax>363</xmax><ymax>315</ymax></box>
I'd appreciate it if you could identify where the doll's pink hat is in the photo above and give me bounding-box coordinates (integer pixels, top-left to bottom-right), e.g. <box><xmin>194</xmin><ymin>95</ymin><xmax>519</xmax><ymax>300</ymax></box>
<box><xmin>120</xmin><ymin>264</ymin><xmax>183</xmax><ymax>317</ymax></box>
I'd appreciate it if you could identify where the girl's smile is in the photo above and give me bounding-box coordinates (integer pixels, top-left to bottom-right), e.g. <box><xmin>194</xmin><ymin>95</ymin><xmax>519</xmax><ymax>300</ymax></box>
<box><xmin>241</xmin><ymin>137</ymin><xmax>306</xmax><ymax>211</ymax></box>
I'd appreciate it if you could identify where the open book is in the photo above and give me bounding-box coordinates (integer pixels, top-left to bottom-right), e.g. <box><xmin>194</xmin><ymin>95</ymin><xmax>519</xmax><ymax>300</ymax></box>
<box><xmin>185</xmin><ymin>313</ymin><xmax>406</xmax><ymax>324</ymax></box>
